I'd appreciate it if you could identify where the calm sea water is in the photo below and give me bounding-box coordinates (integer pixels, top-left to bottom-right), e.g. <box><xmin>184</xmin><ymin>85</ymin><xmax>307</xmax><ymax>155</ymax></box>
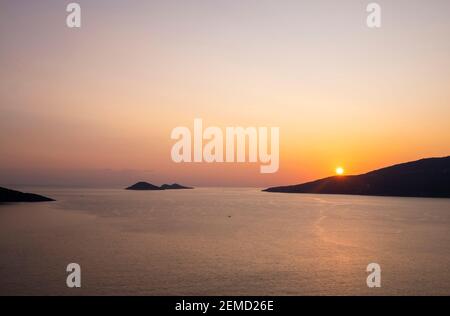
<box><xmin>1</xmin><ymin>187</ymin><xmax>450</xmax><ymax>295</ymax></box>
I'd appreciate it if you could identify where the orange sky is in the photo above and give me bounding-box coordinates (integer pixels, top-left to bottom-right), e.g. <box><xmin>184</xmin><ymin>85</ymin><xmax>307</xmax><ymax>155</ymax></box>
<box><xmin>1</xmin><ymin>0</ymin><xmax>449</xmax><ymax>187</ymax></box>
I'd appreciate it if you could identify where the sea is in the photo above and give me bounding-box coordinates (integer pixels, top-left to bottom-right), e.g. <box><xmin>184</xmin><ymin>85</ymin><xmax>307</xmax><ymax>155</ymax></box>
<box><xmin>1</xmin><ymin>187</ymin><xmax>450</xmax><ymax>295</ymax></box>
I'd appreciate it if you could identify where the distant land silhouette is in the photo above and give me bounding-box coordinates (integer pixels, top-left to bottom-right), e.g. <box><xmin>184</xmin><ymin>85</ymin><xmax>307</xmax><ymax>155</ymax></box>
<box><xmin>126</xmin><ymin>182</ymin><xmax>193</xmax><ymax>191</ymax></box>
<box><xmin>0</xmin><ymin>187</ymin><xmax>55</xmax><ymax>202</ymax></box>
<box><xmin>160</xmin><ymin>183</ymin><xmax>193</xmax><ymax>190</ymax></box>
<box><xmin>264</xmin><ymin>156</ymin><xmax>450</xmax><ymax>198</ymax></box>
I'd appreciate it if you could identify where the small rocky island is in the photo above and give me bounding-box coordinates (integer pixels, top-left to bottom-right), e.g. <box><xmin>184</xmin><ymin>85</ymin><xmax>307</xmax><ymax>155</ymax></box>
<box><xmin>126</xmin><ymin>182</ymin><xmax>193</xmax><ymax>191</ymax></box>
<box><xmin>264</xmin><ymin>156</ymin><xmax>450</xmax><ymax>198</ymax></box>
<box><xmin>0</xmin><ymin>187</ymin><xmax>55</xmax><ymax>202</ymax></box>
<box><xmin>160</xmin><ymin>183</ymin><xmax>193</xmax><ymax>190</ymax></box>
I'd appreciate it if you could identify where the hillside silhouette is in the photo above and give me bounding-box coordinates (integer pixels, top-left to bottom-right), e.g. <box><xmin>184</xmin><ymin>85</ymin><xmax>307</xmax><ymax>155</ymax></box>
<box><xmin>0</xmin><ymin>187</ymin><xmax>55</xmax><ymax>202</ymax></box>
<box><xmin>264</xmin><ymin>156</ymin><xmax>450</xmax><ymax>198</ymax></box>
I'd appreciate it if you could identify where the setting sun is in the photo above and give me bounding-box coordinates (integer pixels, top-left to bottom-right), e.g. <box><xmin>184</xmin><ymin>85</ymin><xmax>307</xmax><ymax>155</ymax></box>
<box><xmin>336</xmin><ymin>167</ymin><xmax>345</xmax><ymax>175</ymax></box>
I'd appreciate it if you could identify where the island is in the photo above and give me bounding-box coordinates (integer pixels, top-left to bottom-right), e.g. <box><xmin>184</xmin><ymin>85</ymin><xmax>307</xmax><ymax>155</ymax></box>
<box><xmin>160</xmin><ymin>183</ymin><xmax>193</xmax><ymax>190</ymax></box>
<box><xmin>0</xmin><ymin>187</ymin><xmax>55</xmax><ymax>202</ymax></box>
<box><xmin>126</xmin><ymin>182</ymin><xmax>163</xmax><ymax>190</ymax></box>
<box><xmin>264</xmin><ymin>156</ymin><xmax>450</xmax><ymax>198</ymax></box>
<box><xmin>126</xmin><ymin>182</ymin><xmax>193</xmax><ymax>191</ymax></box>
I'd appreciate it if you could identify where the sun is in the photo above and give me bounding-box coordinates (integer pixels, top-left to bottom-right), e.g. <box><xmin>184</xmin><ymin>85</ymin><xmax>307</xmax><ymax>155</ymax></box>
<box><xmin>335</xmin><ymin>167</ymin><xmax>345</xmax><ymax>175</ymax></box>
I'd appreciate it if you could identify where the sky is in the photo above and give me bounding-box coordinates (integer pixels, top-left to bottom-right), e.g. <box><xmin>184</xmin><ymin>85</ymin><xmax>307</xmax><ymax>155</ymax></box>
<box><xmin>1</xmin><ymin>0</ymin><xmax>449</xmax><ymax>187</ymax></box>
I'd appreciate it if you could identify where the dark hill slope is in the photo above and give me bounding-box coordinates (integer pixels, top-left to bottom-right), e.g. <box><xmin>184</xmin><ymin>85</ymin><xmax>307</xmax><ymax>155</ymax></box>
<box><xmin>264</xmin><ymin>156</ymin><xmax>450</xmax><ymax>198</ymax></box>
<box><xmin>0</xmin><ymin>187</ymin><xmax>55</xmax><ymax>202</ymax></box>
